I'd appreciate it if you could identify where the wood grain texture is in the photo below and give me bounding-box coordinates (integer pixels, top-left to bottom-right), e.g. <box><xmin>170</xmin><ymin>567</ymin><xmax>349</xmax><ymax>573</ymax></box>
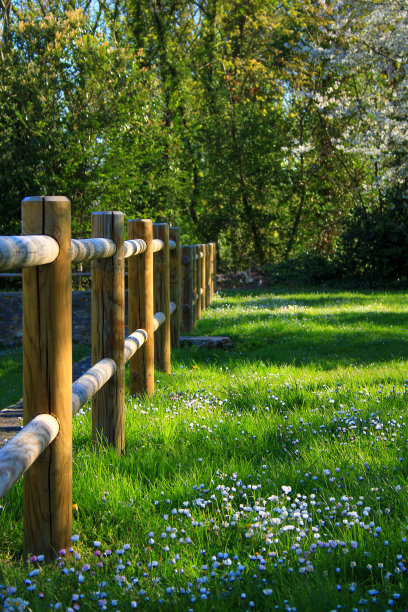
<box><xmin>70</xmin><ymin>238</ymin><xmax>116</xmax><ymax>263</ymax></box>
<box><xmin>0</xmin><ymin>414</ymin><xmax>59</xmax><ymax>500</ymax></box>
<box><xmin>205</xmin><ymin>244</ymin><xmax>211</xmax><ymax>308</ymax></box>
<box><xmin>193</xmin><ymin>245</ymin><xmax>198</xmax><ymax>329</ymax></box>
<box><xmin>123</xmin><ymin>239</ymin><xmax>147</xmax><ymax>259</ymax></box>
<box><xmin>210</xmin><ymin>242</ymin><xmax>216</xmax><ymax>299</ymax></box>
<box><xmin>153</xmin><ymin>223</ymin><xmax>170</xmax><ymax>373</ymax></box>
<box><xmin>0</xmin><ymin>235</ymin><xmax>59</xmax><ymax>271</ymax></box>
<box><xmin>181</xmin><ymin>245</ymin><xmax>194</xmax><ymax>333</ymax></box>
<box><xmin>196</xmin><ymin>245</ymin><xmax>202</xmax><ymax>322</ymax></box>
<box><xmin>200</xmin><ymin>244</ymin><xmax>206</xmax><ymax>311</ymax></box>
<box><xmin>127</xmin><ymin>220</ymin><xmax>154</xmax><ymax>396</ymax></box>
<box><xmin>22</xmin><ymin>195</ymin><xmax>72</xmax><ymax>560</ymax></box>
<box><xmin>124</xmin><ymin>329</ymin><xmax>147</xmax><ymax>363</ymax></box>
<box><xmin>153</xmin><ymin>311</ymin><xmax>166</xmax><ymax>331</ymax></box>
<box><xmin>169</xmin><ymin>227</ymin><xmax>180</xmax><ymax>349</ymax></box>
<box><xmin>152</xmin><ymin>239</ymin><xmax>164</xmax><ymax>253</ymax></box>
<box><xmin>91</xmin><ymin>211</ymin><xmax>125</xmax><ymax>453</ymax></box>
<box><xmin>72</xmin><ymin>358</ymin><xmax>117</xmax><ymax>416</ymax></box>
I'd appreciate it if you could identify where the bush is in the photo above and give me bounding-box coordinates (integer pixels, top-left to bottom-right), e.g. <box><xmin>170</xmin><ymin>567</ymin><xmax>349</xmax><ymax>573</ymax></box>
<box><xmin>266</xmin><ymin>251</ymin><xmax>339</xmax><ymax>286</ymax></box>
<box><xmin>265</xmin><ymin>187</ymin><xmax>408</xmax><ymax>288</ymax></box>
<box><xmin>336</xmin><ymin>188</ymin><xmax>408</xmax><ymax>286</ymax></box>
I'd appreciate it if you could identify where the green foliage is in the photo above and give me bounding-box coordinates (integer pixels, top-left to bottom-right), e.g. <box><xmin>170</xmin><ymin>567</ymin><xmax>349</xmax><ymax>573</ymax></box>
<box><xmin>0</xmin><ymin>1</ymin><xmax>172</xmax><ymax>236</ymax></box>
<box><xmin>266</xmin><ymin>251</ymin><xmax>339</xmax><ymax>286</ymax></box>
<box><xmin>336</xmin><ymin>188</ymin><xmax>408</xmax><ymax>286</ymax></box>
<box><xmin>0</xmin><ymin>0</ymin><xmax>405</xmax><ymax>268</ymax></box>
<box><xmin>266</xmin><ymin>186</ymin><xmax>408</xmax><ymax>288</ymax></box>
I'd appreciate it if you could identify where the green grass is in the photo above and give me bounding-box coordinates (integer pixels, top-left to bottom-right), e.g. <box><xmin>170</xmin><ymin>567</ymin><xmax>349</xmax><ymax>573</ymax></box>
<box><xmin>1</xmin><ymin>289</ymin><xmax>408</xmax><ymax>611</ymax></box>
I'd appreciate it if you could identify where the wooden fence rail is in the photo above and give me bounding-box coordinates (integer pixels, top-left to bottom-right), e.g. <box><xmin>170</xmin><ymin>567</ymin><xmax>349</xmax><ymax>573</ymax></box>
<box><xmin>0</xmin><ymin>196</ymin><xmax>216</xmax><ymax>561</ymax></box>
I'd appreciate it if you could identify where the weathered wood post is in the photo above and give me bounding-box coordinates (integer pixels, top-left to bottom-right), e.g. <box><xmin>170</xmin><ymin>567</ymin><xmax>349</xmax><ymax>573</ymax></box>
<box><xmin>205</xmin><ymin>244</ymin><xmax>211</xmax><ymax>308</ymax></box>
<box><xmin>91</xmin><ymin>211</ymin><xmax>125</xmax><ymax>453</ymax></box>
<box><xmin>169</xmin><ymin>227</ymin><xmax>181</xmax><ymax>349</ymax></box>
<box><xmin>153</xmin><ymin>223</ymin><xmax>170</xmax><ymax>373</ymax></box>
<box><xmin>210</xmin><ymin>242</ymin><xmax>216</xmax><ymax>299</ymax></box>
<box><xmin>200</xmin><ymin>244</ymin><xmax>206</xmax><ymax>311</ymax></box>
<box><xmin>193</xmin><ymin>245</ymin><xmax>198</xmax><ymax>329</ymax></box>
<box><xmin>212</xmin><ymin>242</ymin><xmax>217</xmax><ymax>296</ymax></box>
<box><xmin>22</xmin><ymin>195</ymin><xmax>72</xmax><ymax>560</ymax></box>
<box><xmin>196</xmin><ymin>244</ymin><xmax>202</xmax><ymax>322</ymax></box>
<box><xmin>128</xmin><ymin>219</ymin><xmax>154</xmax><ymax>396</ymax></box>
<box><xmin>181</xmin><ymin>245</ymin><xmax>194</xmax><ymax>333</ymax></box>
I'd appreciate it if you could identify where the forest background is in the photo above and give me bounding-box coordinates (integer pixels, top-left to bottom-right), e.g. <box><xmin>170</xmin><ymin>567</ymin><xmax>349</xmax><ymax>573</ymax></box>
<box><xmin>1</xmin><ymin>0</ymin><xmax>407</xmax><ymax>285</ymax></box>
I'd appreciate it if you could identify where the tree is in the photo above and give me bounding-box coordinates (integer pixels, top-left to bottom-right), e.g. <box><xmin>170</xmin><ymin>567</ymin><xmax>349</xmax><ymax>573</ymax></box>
<box><xmin>306</xmin><ymin>0</ymin><xmax>408</xmax><ymax>209</ymax></box>
<box><xmin>0</xmin><ymin>0</ymin><xmax>166</xmax><ymax>235</ymax></box>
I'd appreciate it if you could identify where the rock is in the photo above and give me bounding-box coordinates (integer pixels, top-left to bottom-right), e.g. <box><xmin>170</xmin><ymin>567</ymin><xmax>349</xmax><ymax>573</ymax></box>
<box><xmin>180</xmin><ymin>336</ymin><xmax>232</xmax><ymax>350</ymax></box>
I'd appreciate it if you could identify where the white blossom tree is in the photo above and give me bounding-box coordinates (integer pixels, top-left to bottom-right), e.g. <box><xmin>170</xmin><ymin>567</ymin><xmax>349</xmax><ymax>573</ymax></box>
<box><xmin>305</xmin><ymin>0</ymin><xmax>408</xmax><ymax>209</ymax></box>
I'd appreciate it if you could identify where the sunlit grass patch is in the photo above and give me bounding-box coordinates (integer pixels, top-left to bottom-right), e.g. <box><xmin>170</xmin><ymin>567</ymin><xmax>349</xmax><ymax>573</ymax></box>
<box><xmin>1</xmin><ymin>289</ymin><xmax>408</xmax><ymax>610</ymax></box>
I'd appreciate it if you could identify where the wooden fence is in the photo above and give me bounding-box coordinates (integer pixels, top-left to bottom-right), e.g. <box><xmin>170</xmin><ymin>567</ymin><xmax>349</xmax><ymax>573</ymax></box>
<box><xmin>0</xmin><ymin>196</ymin><xmax>216</xmax><ymax>560</ymax></box>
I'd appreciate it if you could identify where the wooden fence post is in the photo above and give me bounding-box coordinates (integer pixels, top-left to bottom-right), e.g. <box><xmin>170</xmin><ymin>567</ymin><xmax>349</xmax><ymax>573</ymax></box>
<box><xmin>181</xmin><ymin>245</ymin><xmax>194</xmax><ymax>333</ymax></box>
<box><xmin>205</xmin><ymin>244</ymin><xmax>211</xmax><ymax>308</ymax></box>
<box><xmin>193</xmin><ymin>245</ymin><xmax>198</xmax><ymax>329</ymax></box>
<box><xmin>153</xmin><ymin>223</ymin><xmax>170</xmax><ymax>373</ymax></box>
<box><xmin>128</xmin><ymin>219</ymin><xmax>154</xmax><ymax>396</ymax></box>
<box><xmin>212</xmin><ymin>242</ymin><xmax>217</xmax><ymax>295</ymax></box>
<box><xmin>169</xmin><ymin>227</ymin><xmax>181</xmax><ymax>349</ymax></box>
<box><xmin>91</xmin><ymin>212</ymin><xmax>125</xmax><ymax>453</ymax></box>
<box><xmin>210</xmin><ymin>242</ymin><xmax>216</xmax><ymax>299</ymax></box>
<box><xmin>196</xmin><ymin>244</ymin><xmax>202</xmax><ymax>322</ymax></box>
<box><xmin>22</xmin><ymin>195</ymin><xmax>72</xmax><ymax>560</ymax></box>
<box><xmin>200</xmin><ymin>244</ymin><xmax>206</xmax><ymax>311</ymax></box>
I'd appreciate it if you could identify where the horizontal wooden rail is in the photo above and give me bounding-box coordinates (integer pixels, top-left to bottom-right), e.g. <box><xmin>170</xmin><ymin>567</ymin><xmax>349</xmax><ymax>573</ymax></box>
<box><xmin>169</xmin><ymin>240</ymin><xmax>176</xmax><ymax>251</ymax></box>
<box><xmin>169</xmin><ymin>301</ymin><xmax>176</xmax><ymax>316</ymax></box>
<box><xmin>0</xmin><ymin>235</ymin><xmax>59</xmax><ymax>271</ymax></box>
<box><xmin>153</xmin><ymin>311</ymin><xmax>165</xmax><ymax>331</ymax></box>
<box><xmin>70</xmin><ymin>238</ymin><xmax>116</xmax><ymax>263</ymax></box>
<box><xmin>124</xmin><ymin>329</ymin><xmax>147</xmax><ymax>363</ymax></box>
<box><xmin>72</xmin><ymin>358</ymin><xmax>117</xmax><ymax>417</ymax></box>
<box><xmin>152</xmin><ymin>239</ymin><xmax>164</xmax><ymax>253</ymax></box>
<box><xmin>0</xmin><ymin>414</ymin><xmax>59</xmax><ymax>500</ymax></box>
<box><xmin>124</xmin><ymin>239</ymin><xmax>147</xmax><ymax>259</ymax></box>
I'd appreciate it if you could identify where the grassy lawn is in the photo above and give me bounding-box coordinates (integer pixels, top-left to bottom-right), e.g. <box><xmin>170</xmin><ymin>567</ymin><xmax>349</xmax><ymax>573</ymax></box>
<box><xmin>1</xmin><ymin>288</ymin><xmax>408</xmax><ymax>611</ymax></box>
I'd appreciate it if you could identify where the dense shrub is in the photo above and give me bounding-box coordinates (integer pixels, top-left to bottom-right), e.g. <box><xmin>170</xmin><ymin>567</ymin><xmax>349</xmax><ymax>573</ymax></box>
<box><xmin>335</xmin><ymin>190</ymin><xmax>408</xmax><ymax>286</ymax></box>
<box><xmin>266</xmin><ymin>251</ymin><xmax>339</xmax><ymax>286</ymax></box>
<box><xmin>266</xmin><ymin>186</ymin><xmax>408</xmax><ymax>288</ymax></box>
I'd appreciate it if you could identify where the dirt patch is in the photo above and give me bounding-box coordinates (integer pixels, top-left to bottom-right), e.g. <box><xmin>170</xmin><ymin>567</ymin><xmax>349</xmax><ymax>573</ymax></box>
<box><xmin>0</xmin><ymin>291</ymin><xmax>102</xmax><ymax>346</ymax></box>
